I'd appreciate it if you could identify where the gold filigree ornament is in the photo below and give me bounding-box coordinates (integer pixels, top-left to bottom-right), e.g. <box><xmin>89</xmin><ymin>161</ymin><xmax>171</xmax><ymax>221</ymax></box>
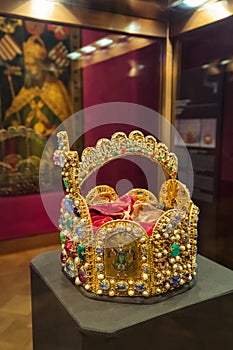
<box><xmin>54</xmin><ymin>130</ymin><xmax>199</xmax><ymax>303</ymax></box>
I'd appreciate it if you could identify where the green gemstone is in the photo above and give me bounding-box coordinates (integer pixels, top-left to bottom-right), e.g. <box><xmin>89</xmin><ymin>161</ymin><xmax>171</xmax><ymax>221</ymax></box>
<box><xmin>157</xmin><ymin>156</ymin><xmax>162</xmax><ymax>161</ymax></box>
<box><xmin>96</xmin><ymin>160</ymin><xmax>101</xmax><ymax>166</ymax></box>
<box><xmin>66</xmin><ymin>218</ymin><xmax>73</xmax><ymax>229</ymax></box>
<box><xmin>63</xmin><ymin>179</ymin><xmax>69</xmax><ymax>188</ymax></box>
<box><xmin>77</xmin><ymin>245</ymin><xmax>86</xmax><ymax>260</ymax></box>
<box><xmin>171</xmin><ymin>243</ymin><xmax>180</xmax><ymax>257</ymax></box>
<box><xmin>169</xmin><ymin>167</ymin><xmax>173</xmax><ymax>170</ymax></box>
<box><xmin>129</xmin><ymin>147</ymin><xmax>135</xmax><ymax>152</ymax></box>
<box><xmin>60</xmin><ymin>232</ymin><xmax>66</xmax><ymax>244</ymax></box>
<box><xmin>112</xmin><ymin>151</ymin><xmax>119</xmax><ymax>156</ymax></box>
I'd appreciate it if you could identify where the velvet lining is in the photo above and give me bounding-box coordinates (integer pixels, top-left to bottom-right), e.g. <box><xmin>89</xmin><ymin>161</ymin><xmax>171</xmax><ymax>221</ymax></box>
<box><xmin>89</xmin><ymin>193</ymin><xmax>164</xmax><ymax>236</ymax></box>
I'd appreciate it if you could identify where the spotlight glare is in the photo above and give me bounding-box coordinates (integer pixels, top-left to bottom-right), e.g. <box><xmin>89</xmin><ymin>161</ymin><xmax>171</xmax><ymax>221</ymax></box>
<box><xmin>183</xmin><ymin>0</ymin><xmax>207</xmax><ymax>7</ymax></box>
<box><xmin>80</xmin><ymin>46</ymin><xmax>96</xmax><ymax>54</ymax></box>
<box><xmin>95</xmin><ymin>38</ymin><xmax>113</xmax><ymax>48</ymax></box>
<box><xmin>67</xmin><ymin>52</ymin><xmax>82</xmax><ymax>60</ymax></box>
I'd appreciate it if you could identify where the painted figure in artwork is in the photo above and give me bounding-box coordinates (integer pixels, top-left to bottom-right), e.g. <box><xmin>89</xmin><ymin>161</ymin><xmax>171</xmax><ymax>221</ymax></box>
<box><xmin>4</xmin><ymin>35</ymin><xmax>73</xmax><ymax>136</ymax></box>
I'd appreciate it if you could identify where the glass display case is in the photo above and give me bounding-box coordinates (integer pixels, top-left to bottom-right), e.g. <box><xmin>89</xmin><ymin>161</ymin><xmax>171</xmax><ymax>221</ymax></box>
<box><xmin>0</xmin><ymin>2</ymin><xmax>233</xmax><ymax>350</ymax></box>
<box><xmin>0</xmin><ymin>1</ymin><xmax>232</xmax><ymax>272</ymax></box>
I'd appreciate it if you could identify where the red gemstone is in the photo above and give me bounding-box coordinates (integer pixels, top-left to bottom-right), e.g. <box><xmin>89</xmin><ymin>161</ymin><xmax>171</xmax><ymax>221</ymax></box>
<box><xmin>64</xmin><ymin>239</ymin><xmax>75</xmax><ymax>257</ymax></box>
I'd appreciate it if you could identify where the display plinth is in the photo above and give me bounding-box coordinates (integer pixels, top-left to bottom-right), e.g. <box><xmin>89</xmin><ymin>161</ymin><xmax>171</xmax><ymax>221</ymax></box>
<box><xmin>30</xmin><ymin>250</ymin><xmax>233</xmax><ymax>350</ymax></box>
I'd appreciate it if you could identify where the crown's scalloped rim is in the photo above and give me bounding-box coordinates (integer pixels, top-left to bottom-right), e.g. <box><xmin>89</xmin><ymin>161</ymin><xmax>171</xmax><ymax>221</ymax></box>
<box><xmin>53</xmin><ymin>130</ymin><xmax>178</xmax><ymax>187</ymax></box>
<box><xmin>78</xmin><ymin>131</ymin><xmax>178</xmax><ymax>186</ymax></box>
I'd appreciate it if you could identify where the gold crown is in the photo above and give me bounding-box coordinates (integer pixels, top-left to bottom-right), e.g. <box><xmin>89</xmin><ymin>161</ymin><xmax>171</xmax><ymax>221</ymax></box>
<box><xmin>0</xmin><ymin>126</ymin><xmax>46</xmax><ymax>196</ymax></box>
<box><xmin>53</xmin><ymin>130</ymin><xmax>199</xmax><ymax>302</ymax></box>
<box><xmin>23</xmin><ymin>35</ymin><xmax>47</xmax><ymax>61</ymax></box>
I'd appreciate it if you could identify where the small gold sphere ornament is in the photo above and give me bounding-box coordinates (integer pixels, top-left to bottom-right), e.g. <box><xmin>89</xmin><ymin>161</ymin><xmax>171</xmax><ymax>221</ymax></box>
<box><xmin>109</xmin><ymin>290</ymin><xmax>115</xmax><ymax>297</ymax></box>
<box><xmin>75</xmin><ymin>277</ymin><xmax>82</xmax><ymax>285</ymax></box>
<box><xmin>142</xmin><ymin>290</ymin><xmax>149</xmax><ymax>297</ymax></box>
<box><xmin>128</xmin><ymin>290</ymin><xmax>134</xmax><ymax>296</ymax></box>
<box><xmin>85</xmin><ymin>284</ymin><xmax>90</xmax><ymax>290</ymax></box>
<box><xmin>97</xmin><ymin>289</ymin><xmax>103</xmax><ymax>295</ymax></box>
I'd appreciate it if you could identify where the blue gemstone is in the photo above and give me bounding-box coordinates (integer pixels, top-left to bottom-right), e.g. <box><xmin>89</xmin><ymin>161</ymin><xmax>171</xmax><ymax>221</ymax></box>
<box><xmin>116</xmin><ymin>283</ymin><xmax>127</xmax><ymax>291</ymax></box>
<box><xmin>65</xmin><ymin>261</ymin><xmax>75</xmax><ymax>278</ymax></box>
<box><xmin>174</xmin><ymin>214</ymin><xmax>181</xmax><ymax>221</ymax></box>
<box><xmin>58</xmin><ymin>141</ymin><xmax>64</xmax><ymax>149</ymax></box>
<box><xmin>97</xmin><ymin>264</ymin><xmax>103</xmax><ymax>271</ymax></box>
<box><xmin>75</xmin><ymin>223</ymin><xmax>84</xmax><ymax>238</ymax></box>
<box><xmin>172</xmin><ymin>275</ymin><xmax>180</xmax><ymax>286</ymax></box>
<box><xmin>96</xmin><ymin>247</ymin><xmax>103</xmax><ymax>255</ymax></box>
<box><xmin>59</xmin><ymin>153</ymin><xmax>65</xmax><ymax>167</ymax></box>
<box><xmin>135</xmin><ymin>283</ymin><xmax>146</xmax><ymax>292</ymax></box>
<box><xmin>99</xmin><ymin>282</ymin><xmax>109</xmax><ymax>290</ymax></box>
<box><xmin>59</xmin><ymin>214</ymin><xmax>65</xmax><ymax>227</ymax></box>
<box><xmin>64</xmin><ymin>197</ymin><xmax>74</xmax><ymax>214</ymax></box>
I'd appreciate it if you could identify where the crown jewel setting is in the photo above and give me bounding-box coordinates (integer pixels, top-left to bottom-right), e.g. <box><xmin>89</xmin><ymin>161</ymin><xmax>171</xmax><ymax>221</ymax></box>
<box><xmin>53</xmin><ymin>130</ymin><xmax>199</xmax><ymax>302</ymax></box>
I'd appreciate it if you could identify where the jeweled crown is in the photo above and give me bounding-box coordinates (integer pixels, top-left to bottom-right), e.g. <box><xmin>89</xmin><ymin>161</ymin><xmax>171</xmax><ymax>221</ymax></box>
<box><xmin>23</xmin><ymin>35</ymin><xmax>47</xmax><ymax>61</ymax></box>
<box><xmin>53</xmin><ymin>130</ymin><xmax>199</xmax><ymax>303</ymax></box>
